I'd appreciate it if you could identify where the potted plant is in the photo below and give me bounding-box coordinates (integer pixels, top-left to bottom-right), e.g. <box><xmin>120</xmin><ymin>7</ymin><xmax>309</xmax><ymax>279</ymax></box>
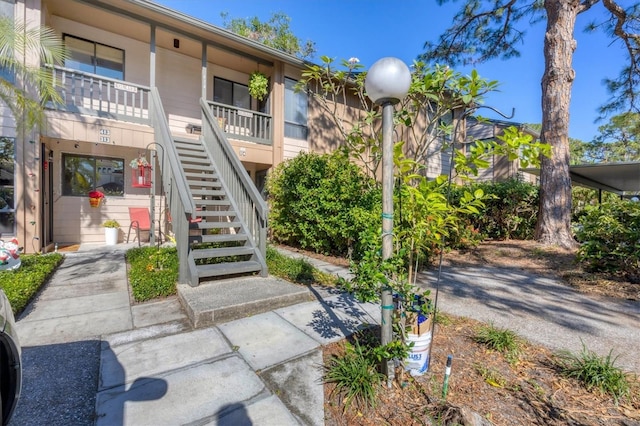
<box><xmin>88</xmin><ymin>190</ymin><xmax>105</xmax><ymax>208</ymax></box>
<box><xmin>248</xmin><ymin>71</ymin><xmax>269</xmax><ymax>101</ymax></box>
<box><xmin>102</xmin><ymin>219</ymin><xmax>120</xmax><ymax>245</ymax></box>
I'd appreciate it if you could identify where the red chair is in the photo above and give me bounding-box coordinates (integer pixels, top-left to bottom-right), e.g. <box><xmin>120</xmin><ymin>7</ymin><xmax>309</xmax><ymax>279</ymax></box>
<box><xmin>126</xmin><ymin>207</ymin><xmax>152</xmax><ymax>247</ymax></box>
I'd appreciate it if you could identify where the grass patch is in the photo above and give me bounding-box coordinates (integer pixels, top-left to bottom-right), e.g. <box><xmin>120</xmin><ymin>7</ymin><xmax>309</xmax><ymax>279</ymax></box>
<box><xmin>126</xmin><ymin>246</ymin><xmax>179</xmax><ymax>302</ymax></box>
<box><xmin>555</xmin><ymin>343</ymin><xmax>632</xmax><ymax>403</ymax></box>
<box><xmin>0</xmin><ymin>253</ymin><xmax>63</xmax><ymax>315</ymax></box>
<box><xmin>324</xmin><ymin>335</ymin><xmax>384</xmax><ymax>411</ymax></box>
<box><xmin>266</xmin><ymin>246</ymin><xmax>338</xmax><ymax>286</ymax></box>
<box><xmin>474</xmin><ymin>322</ymin><xmax>522</xmax><ymax>363</ymax></box>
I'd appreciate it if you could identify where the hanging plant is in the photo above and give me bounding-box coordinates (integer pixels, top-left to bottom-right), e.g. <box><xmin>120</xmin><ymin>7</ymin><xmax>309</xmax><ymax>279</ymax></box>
<box><xmin>248</xmin><ymin>71</ymin><xmax>269</xmax><ymax>101</ymax></box>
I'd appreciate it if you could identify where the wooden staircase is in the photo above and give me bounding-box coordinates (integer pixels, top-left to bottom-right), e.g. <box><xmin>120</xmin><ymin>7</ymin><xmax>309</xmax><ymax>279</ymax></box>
<box><xmin>173</xmin><ymin>135</ymin><xmax>265</xmax><ymax>282</ymax></box>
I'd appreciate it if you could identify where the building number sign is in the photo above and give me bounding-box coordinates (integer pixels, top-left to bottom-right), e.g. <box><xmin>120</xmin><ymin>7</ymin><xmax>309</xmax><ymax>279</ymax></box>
<box><xmin>99</xmin><ymin>128</ymin><xmax>110</xmax><ymax>143</ymax></box>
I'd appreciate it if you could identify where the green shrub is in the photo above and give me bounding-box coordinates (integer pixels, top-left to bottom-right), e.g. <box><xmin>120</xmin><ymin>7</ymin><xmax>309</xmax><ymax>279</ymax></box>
<box><xmin>451</xmin><ymin>179</ymin><xmax>539</xmax><ymax>241</ymax></box>
<box><xmin>324</xmin><ymin>337</ymin><xmax>384</xmax><ymax>411</ymax></box>
<box><xmin>0</xmin><ymin>253</ymin><xmax>63</xmax><ymax>315</ymax></box>
<box><xmin>575</xmin><ymin>200</ymin><xmax>640</xmax><ymax>279</ymax></box>
<box><xmin>126</xmin><ymin>246</ymin><xmax>178</xmax><ymax>302</ymax></box>
<box><xmin>555</xmin><ymin>343</ymin><xmax>631</xmax><ymax>403</ymax></box>
<box><xmin>265</xmin><ymin>246</ymin><xmax>337</xmax><ymax>286</ymax></box>
<box><xmin>266</xmin><ymin>150</ymin><xmax>381</xmax><ymax>258</ymax></box>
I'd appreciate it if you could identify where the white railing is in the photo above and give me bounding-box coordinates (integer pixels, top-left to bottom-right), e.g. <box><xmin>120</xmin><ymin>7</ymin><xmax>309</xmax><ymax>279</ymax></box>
<box><xmin>206</xmin><ymin>101</ymin><xmax>272</xmax><ymax>145</ymax></box>
<box><xmin>46</xmin><ymin>65</ymin><xmax>150</xmax><ymax>124</ymax></box>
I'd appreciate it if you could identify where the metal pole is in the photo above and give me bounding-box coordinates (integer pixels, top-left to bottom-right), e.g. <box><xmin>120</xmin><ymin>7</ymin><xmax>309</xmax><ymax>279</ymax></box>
<box><xmin>381</xmin><ymin>101</ymin><xmax>395</xmax><ymax>384</ymax></box>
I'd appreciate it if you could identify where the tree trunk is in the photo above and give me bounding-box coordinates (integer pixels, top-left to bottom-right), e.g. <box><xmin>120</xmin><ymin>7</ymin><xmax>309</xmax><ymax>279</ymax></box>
<box><xmin>535</xmin><ymin>0</ymin><xmax>580</xmax><ymax>249</ymax></box>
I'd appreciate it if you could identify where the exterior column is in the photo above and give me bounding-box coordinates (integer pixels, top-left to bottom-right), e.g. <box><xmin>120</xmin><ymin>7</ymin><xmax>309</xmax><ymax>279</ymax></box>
<box><xmin>271</xmin><ymin>61</ymin><xmax>285</xmax><ymax>167</ymax></box>
<box><xmin>201</xmin><ymin>43</ymin><xmax>207</xmax><ymax>99</ymax></box>
<box><xmin>149</xmin><ymin>24</ymin><xmax>156</xmax><ymax>87</ymax></box>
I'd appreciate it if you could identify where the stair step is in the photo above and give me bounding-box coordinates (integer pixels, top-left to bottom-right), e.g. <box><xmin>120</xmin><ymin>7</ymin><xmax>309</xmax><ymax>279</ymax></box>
<box><xmin>173</xmin><ymin>137</ymin><xmax>202</xmax><ymax>146</ymax></box>
<box><xmin>187</xmin><ymin>180</ymin><xmax>222</xmax><ymax>188</ymax></box>
<box><xmin>191</xmin><ymin>233</ymin><xmax>248</xmax><ymax>244</ymax></box>
<box><xmin>195</xmin><ymin>210</ymin><xmax>236</xmax><ymax>218</ymax></box>
<box><xmin>182</xmin><ymin>164</ymin><xmax>215</xmax><ymax>172</ymax></box>
<box><xmin>196</xmin><ymin>260</ymin><xmax>262</xmax><ymax>279</ymax></box>
<box><xmin>184</xmin><ymin>171</ymin><xmax>219</xmax><ymax>180</ymax></box>
<box><xmin>180</xmin><ymin>157</ymin><xmax>211</xmax><ymax>166</ymax></box>
<box><xmin>196</xmin><ymin>199</ymin><xmax>231</xmax><ymax>207</ymax></box>
<box><xmin>175</xmin><ymin>142</ymin><xmax>205</xmax><ymax>151</ymax></box>
<box><xmin>176</xmin><ymin>147</ymin><xmax>207</xmax><ymax>157</ymax></box>
<box><xmin>191</xmin><ymin>189</ymin><xmax>225</xmax><ymax>197</ymax></box>
<box><xmin>194</xmin><ymin>221</ymin><xmax>242</xmax><ymax>229</ymax></box>
<box><xmin>192</xmin><ymin>246</ymin><xmax>254</xmax><ymax>260</ymax></box>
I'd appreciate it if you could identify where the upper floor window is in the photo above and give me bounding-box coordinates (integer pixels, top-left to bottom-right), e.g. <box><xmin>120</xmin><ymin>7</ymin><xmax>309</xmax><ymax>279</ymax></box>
<box><xmin>63</xmin><ymin>34</ymin><xmax>124</xmax><ymax>80</ymax></box>
<box><xmin>284</xmin><ymin>77</ymin><xmax>308</xmax><ymax>140</ymax></box>
<box><xmin>213</xmin><ymin>77</ymin><xmax>250</xmax><ymax>110</ymax></box>
<box><xmin>62</xmin><ymin>154</ymin><xmax>124</xmax><ymax>197</ymax></box>
<box><xmin>0</xmin><ymin>137</ymin><xmax>15</xmax><ymax>236</ymax></box>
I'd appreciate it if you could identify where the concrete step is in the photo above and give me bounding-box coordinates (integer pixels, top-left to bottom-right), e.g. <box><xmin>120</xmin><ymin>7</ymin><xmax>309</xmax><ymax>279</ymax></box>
<box><xmin>196</xmin><ymin>260</ymin><xmax>261</xmax><ymax>278</ymax></box>
<box><xmin>177</xmin><ymin>276</ymin><xmax>313</xmax><ymax>328</ymax></box>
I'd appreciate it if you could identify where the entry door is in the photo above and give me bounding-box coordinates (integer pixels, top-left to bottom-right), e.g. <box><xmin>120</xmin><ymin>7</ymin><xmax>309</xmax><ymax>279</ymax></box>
<box><xmin>41</xmin><ymin>145</ymin><xmax>54</xmax><ymax>249</ymax></box>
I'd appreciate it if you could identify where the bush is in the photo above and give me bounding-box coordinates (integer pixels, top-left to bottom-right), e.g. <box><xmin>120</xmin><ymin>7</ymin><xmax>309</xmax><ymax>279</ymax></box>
<box><xmin>126</xmin><ymin>246</ymin><xmax>178</xmax><ymax>302</ymax></box>
<box><xmin>451</xmin><ymin>179</ymin><xmax>539</xmax><ymax>241</ymax></box>
<box><xmin>0</xmin><ymin>253</ymin><xmax>63</xmax><ymax>315</ymax></box>
<box><xmin>555</xmin><ymin>343</ymin><xmax>632</xmax><ymax>403</ymax></box>
<box><xmin>575</xmin><ymin>200</ymin><xmax>640</xmax><ymax>279</ymax></box>
<box><xmin>324</xmin><ymin>336</ymin><xmax>384</xmax><ymax>411</ymax></box>
<box><xmin>266</xmin><ymin>151</ymin><xmax>381</xmax><ymax>257</ymax></box>
<box><xmin>265</xmin><ymin>246</ymin><xmax>337</xmax><ymax>286</ymax></box>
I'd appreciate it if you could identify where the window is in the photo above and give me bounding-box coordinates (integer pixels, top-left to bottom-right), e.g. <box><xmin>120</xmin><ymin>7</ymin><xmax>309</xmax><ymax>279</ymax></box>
<box><xmin>63</xmin><ymin>154</ymin><xmax>124</xmax><ymax>197</ymax></box>
<box><xmin>284</xmin><ymin>77</ymin><xmax>308</xmax><ymax>139</ymax></box>
<box><xmin>0</xmin><ymin>137</ymin><xmax>15</xmax><ymax>236</ymax></box>
<box><xmin>63</xmin><ymin>34</ymin><xmax>124</xmax><ymax>80</ymax></box>
<box><xmin>213</xmin><ymin>77</ymin><xmax>250</xmax><ymax>110</ymax></box>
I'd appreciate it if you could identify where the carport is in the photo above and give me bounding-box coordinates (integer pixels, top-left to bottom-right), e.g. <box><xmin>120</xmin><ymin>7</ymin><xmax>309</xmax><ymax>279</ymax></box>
<box><xmin>524</xmin><ymin>161</ymin><xmax>640</xmax><ymax>201</ymax></box>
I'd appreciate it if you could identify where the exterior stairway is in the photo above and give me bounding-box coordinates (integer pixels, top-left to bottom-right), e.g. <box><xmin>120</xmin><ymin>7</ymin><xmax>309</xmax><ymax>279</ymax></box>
<box><xmin>173</xmin><ymin>135</ymin><xmax>265</xmax><ymax>281</ymax></box>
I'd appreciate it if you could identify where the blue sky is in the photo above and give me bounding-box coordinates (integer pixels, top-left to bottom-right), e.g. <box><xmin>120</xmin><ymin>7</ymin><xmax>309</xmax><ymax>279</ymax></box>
<box><xmin>156</xmin><ymin>0</ymin><xmax>627</xmax><ymax>142</ymax></box>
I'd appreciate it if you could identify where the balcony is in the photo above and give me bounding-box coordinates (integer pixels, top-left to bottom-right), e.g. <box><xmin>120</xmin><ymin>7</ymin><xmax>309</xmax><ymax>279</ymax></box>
<box><xmin>46</xmin><ymin>65</ymin><xmax>151</xmax><ymax>125</ymax></box>
<box><xmin>206</xmin><ymin>101</ymin><xmax>272</xmax><ymax>146</ymax></box>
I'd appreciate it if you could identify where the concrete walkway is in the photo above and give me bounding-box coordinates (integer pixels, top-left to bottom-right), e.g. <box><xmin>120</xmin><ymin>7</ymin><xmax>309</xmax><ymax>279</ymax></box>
<box><xmin>11</xmin><ymin>244</ymin><xmax>379</xmax><ymax>426</ymax></box>
<box><xmin>274</xmin><ymin>247</ymin><xmax>640</xmax><ymax>374</ymax></box>
<box><xmin>9</xmin><ymin>243</ymin><xmax>639</xmax><ymax>425</ymax></box>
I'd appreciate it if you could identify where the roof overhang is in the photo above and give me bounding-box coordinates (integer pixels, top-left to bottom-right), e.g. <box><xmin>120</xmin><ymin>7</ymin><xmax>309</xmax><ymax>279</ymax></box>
<box><xmin>524</xmin><ymin>162</ymin><xmax>640</xmax><ymax>195</ymax></box>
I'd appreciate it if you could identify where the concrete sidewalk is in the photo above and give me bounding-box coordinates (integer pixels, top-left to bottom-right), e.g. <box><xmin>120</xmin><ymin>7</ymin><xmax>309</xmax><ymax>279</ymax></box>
<box><xmin>12</xmin><ymin>244</ymin><xmax>379</xmax><ymax>426</ymax></box>
<box><xmin>11</xmin><ymin>242</ymin><xmax>638</xmax><ymax>425</ymax></box>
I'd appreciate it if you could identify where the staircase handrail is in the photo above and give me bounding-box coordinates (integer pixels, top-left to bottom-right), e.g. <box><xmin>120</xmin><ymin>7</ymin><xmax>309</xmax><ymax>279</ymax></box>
<box><xmin>151</xmin><ymin>88</ymin><xmax>195</xmax><ymax>214</ymax></box>
<box><xmin>199</xmin><ymin>98</ymin><xmax>268</xmax><ymax>265</ymax></box>
<box><xmin>151</xmin><ymin>88</ymin><xmax>196</xmax><ymax>284</ymax></box>
<box><xmin>200</xmin><ymin>98</ymin><xmax>268</xmax><ymax>218</ymax></box>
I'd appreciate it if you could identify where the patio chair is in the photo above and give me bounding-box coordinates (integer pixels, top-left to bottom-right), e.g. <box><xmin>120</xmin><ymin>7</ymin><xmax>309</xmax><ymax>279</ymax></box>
<box><xmin>127</xmin><ymin>207</ymin><xmax>154</xmax><ymax>247</ymax></box>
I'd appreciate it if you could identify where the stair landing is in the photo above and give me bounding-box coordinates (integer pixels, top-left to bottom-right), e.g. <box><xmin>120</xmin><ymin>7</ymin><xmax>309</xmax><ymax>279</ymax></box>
<box><xmin>177</xmin><ymin>276</ymin><xmax>314</xmax><ymax>328</ymax></box>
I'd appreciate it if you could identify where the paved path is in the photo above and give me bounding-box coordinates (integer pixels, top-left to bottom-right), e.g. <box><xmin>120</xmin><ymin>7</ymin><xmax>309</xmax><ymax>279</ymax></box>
<box><xmin>280</xmin><ymin>247</ymin><xmax>640</xmax><ymax>374</ymax></box>
<box><xmin>421</xmin><ymin>265</ymin><xmax>640</xmax><ymax>373</ymax></box>
<box><xmin>9</xmin><ymin>244</ymin><xmax>639</xmax><ymax>425</ymax></box>
<box><xmin>11</xmin><ymin>244</ymin><xmax>379</xmax><ymax>426</ymax></box>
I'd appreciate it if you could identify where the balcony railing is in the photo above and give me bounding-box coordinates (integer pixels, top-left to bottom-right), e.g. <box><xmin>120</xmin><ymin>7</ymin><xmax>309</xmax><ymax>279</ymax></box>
<box><xmin>206</xmin><ymin>101</ymin><xmax>272</xmax><ymax>145</ymax></box>
<box><xmin>46</xmin><ymin>65</ymin><xmax>151</xmax><ymax>125</ymax></box>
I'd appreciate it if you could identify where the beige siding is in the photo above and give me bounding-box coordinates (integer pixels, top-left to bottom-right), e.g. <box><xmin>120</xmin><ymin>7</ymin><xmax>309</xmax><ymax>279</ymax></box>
<box><xmin>156</xmin><ymin>47</ymin><xmax>201</xmax><ymax>135</ymax></box>
<box><xmin>283</xmin><ymin>137</ymin><xmax>308</xmax><ymax>160</ymax></box>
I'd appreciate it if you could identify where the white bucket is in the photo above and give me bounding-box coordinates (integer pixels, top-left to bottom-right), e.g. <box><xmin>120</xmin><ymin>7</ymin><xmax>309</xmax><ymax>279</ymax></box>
<box><xmin>404</xmin><ymin>331</ymin><xmax>432</xmax><ymax>376</ymax></box>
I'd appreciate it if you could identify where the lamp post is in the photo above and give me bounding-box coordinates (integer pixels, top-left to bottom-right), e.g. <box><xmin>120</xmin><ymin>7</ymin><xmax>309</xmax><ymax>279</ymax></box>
<box><xmin>365</xmin><ymin>57</ymin><xmax>411</xmax><ymax>381</ymax></box>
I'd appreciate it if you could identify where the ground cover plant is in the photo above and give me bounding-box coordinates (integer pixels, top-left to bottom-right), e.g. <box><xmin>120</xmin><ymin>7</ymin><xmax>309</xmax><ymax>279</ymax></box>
<box><xmin>125</xmin><ymin>246</ymin><xmax>178</xmax><ymax>302</ymax></box>
<box><xmin>0</xmin><ymin>252</ymin><xmax>63</xmax><ymax>314</ymax></box>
